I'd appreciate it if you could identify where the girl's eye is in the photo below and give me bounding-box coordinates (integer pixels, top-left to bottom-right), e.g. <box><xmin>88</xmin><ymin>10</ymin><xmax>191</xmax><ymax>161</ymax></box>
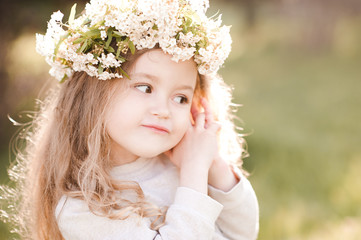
<box><xmin>174</xmin><ymin>95</ymin><xmax>189</xmax><ymax>104</ymax></box>
<box><xmin>135</xmin><ymin>85</ymin><xmax>152</xmax><ymax>93</ymax></box>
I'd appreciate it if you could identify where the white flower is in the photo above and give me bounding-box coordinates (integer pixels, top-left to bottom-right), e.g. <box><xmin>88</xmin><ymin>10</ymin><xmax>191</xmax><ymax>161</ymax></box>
<box><xmin>49</xmin><ymin>61</ymin><xmax>73</xmax><ymax>82</ymax></box>
<box><xmin>98</xmin><ymin>53</ymin><xmax>120</xmax><ymax>68</ymax></box>
<box><xmin>36</xmin><ymin>0</ymin><xmax>232</xmax><ymax>81</ymax></box>
<box><xmin>189</xmin><ymin>0</ymin><xmax>209</xmax><ymax>15</ymax></box>
<box><xmin>100</xmin><ymin>30</ymin><xmax>107</xmax><ymax>40</ymax></box>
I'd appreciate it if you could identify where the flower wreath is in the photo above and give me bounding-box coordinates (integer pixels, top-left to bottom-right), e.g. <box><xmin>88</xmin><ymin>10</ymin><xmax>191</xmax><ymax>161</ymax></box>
<box><xmin>36</xmin><ymin>0</ymin><xmax>232</xmax><ymax>81</ymax></box>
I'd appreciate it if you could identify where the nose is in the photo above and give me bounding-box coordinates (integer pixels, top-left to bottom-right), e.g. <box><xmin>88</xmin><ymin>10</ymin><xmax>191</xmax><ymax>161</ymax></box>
<box><xmin>150</xmin><ymin>95</ymin><xmax>170</xmax><ymax>119</ymax></box>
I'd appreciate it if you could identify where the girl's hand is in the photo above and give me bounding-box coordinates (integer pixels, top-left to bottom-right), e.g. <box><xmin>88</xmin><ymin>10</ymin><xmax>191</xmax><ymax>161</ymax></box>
<box><xmin>166</xmin><ymin>98</ymin><xmax>220</xmax><ymax>194</ymax></box>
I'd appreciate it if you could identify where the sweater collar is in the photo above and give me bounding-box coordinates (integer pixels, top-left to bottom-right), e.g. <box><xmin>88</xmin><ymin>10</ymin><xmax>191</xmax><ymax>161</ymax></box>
<box><xmin>110</xmin><ymin>156</ymin><xmax>158</xmax><ymax>180</ymax></box>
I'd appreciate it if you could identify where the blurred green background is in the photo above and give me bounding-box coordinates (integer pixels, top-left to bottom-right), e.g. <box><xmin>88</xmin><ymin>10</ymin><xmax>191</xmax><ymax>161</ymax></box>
<box><xmin>1</xmin><ymin>0</ymin><xmax>360</xmax><ymax>239</ymax></box>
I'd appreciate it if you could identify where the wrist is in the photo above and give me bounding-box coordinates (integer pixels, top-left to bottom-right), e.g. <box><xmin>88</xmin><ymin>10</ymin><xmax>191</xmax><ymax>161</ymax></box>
<box><xmin>208</xmin><ymin>158</ymin><xmax>239</xmax><ymax>192</ymax></box>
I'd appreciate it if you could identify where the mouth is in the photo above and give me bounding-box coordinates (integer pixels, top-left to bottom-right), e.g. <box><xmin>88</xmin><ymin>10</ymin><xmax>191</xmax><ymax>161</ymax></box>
<box><xmin>141</xmin><ymin>124</ymin><xmax>170</xmax><ymax>134</ymax></box>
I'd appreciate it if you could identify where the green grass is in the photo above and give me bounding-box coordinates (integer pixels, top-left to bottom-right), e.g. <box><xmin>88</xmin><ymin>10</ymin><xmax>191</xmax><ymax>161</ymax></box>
<box><xmin>221</xmin><ymin>28</ymin><xmax>361</xmax><ymax>239</ymax></box>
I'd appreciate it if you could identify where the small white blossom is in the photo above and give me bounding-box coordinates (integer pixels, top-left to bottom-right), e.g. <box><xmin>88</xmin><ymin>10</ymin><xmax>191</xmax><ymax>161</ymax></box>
<box><xmin>98</xmin><ymin>53</ymin><xmax>120</xmax><ymax>68</ymax></box>
<box><xmin>101</xmin><ymin>30</ymin><xmax>107</xmax><ymax>40</ymax></box>
<box><xmin>36</xmin><ymin>0</ymin><xmax>232</xmax><ymax>81</ymax></box>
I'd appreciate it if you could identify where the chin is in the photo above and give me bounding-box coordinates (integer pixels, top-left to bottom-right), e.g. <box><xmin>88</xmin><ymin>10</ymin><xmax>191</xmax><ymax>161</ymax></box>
<box><xmin>135</xmin><ymin>145</ymin><xmax>173</xmax><ymax>159</ymax></box>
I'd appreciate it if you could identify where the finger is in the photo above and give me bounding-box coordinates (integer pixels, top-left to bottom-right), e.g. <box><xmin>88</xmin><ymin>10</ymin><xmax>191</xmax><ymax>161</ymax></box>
<box><xmin>208</xmin><ymin>121</ymin><xmax>221</xmax><ymax>133</ymax></box>
<box><xmin>195</xmin><ymin>112</ymin><xmax>206</xmax><ymax>129</ymax></box>
<box><xmin>201</xmin><ymin>98</ymin><xmax>214</xmax><ymax>128</ymax></box>
<box><xmin>191</xmin><ymin>101</ymin><xmax>200</xmax><ymax>124</ymax></box>
<box><xmin>201</xmin><ymin>98</ymin><xmax>214</xmax><ymax>122</ymax></box>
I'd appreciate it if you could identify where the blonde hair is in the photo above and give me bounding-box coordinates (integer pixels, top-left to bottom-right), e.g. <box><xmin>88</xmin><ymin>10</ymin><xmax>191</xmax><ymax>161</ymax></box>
<box><xmin>1</xmin><ymin>48</ymin><xmax>247</xmax><ymax>239</ymax></box>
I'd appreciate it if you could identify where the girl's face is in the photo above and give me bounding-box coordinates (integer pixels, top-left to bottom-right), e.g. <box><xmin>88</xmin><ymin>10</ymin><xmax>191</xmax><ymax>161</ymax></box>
<box><xmin>106</xmin><ymin>49</ymin><xmax>198</xmax><ymax>165</ymax></box>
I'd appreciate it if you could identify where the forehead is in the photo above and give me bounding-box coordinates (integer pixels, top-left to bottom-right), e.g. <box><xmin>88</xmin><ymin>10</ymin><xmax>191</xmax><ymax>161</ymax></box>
<box><xmin>129</xmin><ymin>49</ymin><xmax>198</xmax><ymax>88</ymax></box>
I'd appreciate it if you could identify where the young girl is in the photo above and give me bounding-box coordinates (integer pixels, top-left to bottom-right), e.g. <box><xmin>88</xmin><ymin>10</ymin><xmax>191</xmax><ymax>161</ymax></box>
<box><xmin>2</xmin><ymin>0</ymin><xmax>259</xmax><ymax>239</ymax></box>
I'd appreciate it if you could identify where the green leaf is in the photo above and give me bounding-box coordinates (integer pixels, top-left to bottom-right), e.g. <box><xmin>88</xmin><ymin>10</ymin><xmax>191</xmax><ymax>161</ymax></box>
<box><xmin>186</xmin><ymin>17</ymin><xmax>192</xmax><ymax>27</ymax></box>
<box><xmin>116</xmin><ymin>45</ymin><xmax>121</xmax><ymax>58</ymax></box>
<box><xmin>115</xmin><ymin>37</ymin><xmax>122</xmax><ymax>58</ymax></box>
<box><xmin>128</xmin><ymin>40</ymin><xmax>135</xmax><ymax>54</ymax></box>
<box><xmin>105</xmin><ymin>46</ymin><xmax>115</xmax><ymax>53</ymax></box>
<box><xmin>92</xmin><ymin>20</ymin><xmax>105</xmax><ymax>29</ymax></box>
<box><xmin>98</xmin><ymin>64</ymin><xmax>104</xmax><ymax>74</ymax></box>
<box><xmin>152</xmin><ymin>24</ymin><xmax>158</xmax><ymax>30</ymax></box>
<box><xmin>60</xmin><ymin>74</ymin><xmax>68</xmax><ymax>83</ymax></box>
<box><xmin>118</xmin><ymin>67</ymin><xmax>130</xmax><ymax>79</ymax></box>
<box><xmin>83</xmin><ymin>18</ymin><xmax>91</xmax><ymax>26</ymax></box>
<box><xmin>69</xmin><ymin>3</ymin><xmax>77</xmax><ymax>26</ymax></box>
<box><xmin>84</xmin><ymin>29</ymin><xmax>101</xmax><ymax>38</ymax></box>
<box><xmin>105</xmin><ymin>28</ymin><xmax>113</xmax><ymax>48</ymax></box>
<box><xmin>77</xmin><ymin>39</ymin><xmax>89</xmax><ymax>53</ymax></box>
<box><xmin>54</xmin><ymin>33</ymin><xmax>70</xmax><ymax>56</ymax></box>
<box><xmin>112</xmin><ymin>31</ymin><xmax>123</xmax><ymax>38</ymax></box>
<box><xmin>117</xmin><ymin>55</ymin><xmax>126</xmax><ymax>62</ymax></box>
<box><xmin>73</xmin><ymin>37</ymin><xmax>84</xmax><ymax>44</ymax></box>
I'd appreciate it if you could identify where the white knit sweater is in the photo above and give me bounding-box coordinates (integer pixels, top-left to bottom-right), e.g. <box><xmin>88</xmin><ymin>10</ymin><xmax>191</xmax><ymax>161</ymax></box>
<box><xmin>55</xmin><ymin>155</ymin><xmax>259</xmax><ymax>240</ymax></box>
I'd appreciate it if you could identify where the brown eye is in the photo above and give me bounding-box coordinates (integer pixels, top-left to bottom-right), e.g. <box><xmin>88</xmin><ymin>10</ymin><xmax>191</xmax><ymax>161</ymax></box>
<box><xmin>135</xmin><ymin>85</ymin><xmax>152</xmax><ymax>93</ymax></box>
<box><xmin>174</xmin><ymin>95</ymin><xmax>188</xmax><ymax>104</ymax></box>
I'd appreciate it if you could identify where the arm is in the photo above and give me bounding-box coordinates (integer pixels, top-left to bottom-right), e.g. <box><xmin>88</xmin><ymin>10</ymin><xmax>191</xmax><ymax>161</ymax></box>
<box><xmin>170</xmin><ymin>98</ymin><xmax>258</xmax><ymax>239</ymax></box>
<box><xmin>208</xmin><ymin>160</ymin><xmax>259</xmax><ymax>240</ymax></box>
<box><xmin>202</xmin><ymin>96</ymin><xmax>259</xmax><ymax>240</ymax></box>
<box><xmin>56</xmin><ymin>188</ymin><xmax>223</xmax><ymax>240</ymax></box>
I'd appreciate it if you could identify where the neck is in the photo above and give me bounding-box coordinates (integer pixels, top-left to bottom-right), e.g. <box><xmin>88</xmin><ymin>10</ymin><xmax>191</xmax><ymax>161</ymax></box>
<box><xmin>110</xmin><ymin>142</ymin><xmax>139</xmax><ymax>166</ymax></box>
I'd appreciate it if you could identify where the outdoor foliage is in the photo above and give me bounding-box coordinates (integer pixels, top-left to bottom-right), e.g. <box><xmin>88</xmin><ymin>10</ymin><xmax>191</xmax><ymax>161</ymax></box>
<box><xmin>1</xmin><ymin>0</ymin><xmax>361</xmax><ymax>239</ymax></box>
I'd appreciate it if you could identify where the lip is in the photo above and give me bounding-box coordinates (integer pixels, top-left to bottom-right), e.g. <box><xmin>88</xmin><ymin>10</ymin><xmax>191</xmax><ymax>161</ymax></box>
<box><xmin>141</xmin><ymin>124</ymin><xmax>170</xmax><ymax>134</ymax></box>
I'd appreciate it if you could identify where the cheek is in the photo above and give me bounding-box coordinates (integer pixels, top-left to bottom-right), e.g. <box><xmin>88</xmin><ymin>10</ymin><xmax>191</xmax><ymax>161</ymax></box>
<box><xmin>105</xmin><ymin>101</ymin><xmax>132</xmax><ymax>136</ymax></box>
<box><xmin>173</xmin><ymin>108</ymin><xmax>191</xmax><ymax>136</ymax></box>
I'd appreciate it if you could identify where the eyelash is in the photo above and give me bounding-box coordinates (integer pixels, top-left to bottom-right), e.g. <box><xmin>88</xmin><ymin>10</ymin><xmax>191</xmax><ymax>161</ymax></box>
<box><xmin>135</xmin><ymin>84</ymin><xmax>152</xmax><ymax>93</ymax></box>
<box><xmin>135</xmin><ymin>84</ymin><xmax>189</xmax><ymax>104</ymax></box>
<box><xmin>174</xmin><ymin>95</ymin><xmax>189</xmax><ymax>104</ymax></box>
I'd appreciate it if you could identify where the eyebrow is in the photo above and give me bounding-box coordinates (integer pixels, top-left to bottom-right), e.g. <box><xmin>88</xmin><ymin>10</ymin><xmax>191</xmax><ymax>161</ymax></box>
<box><xmin>131</xmin><ymin>72</ymin><xmax>195</xmax><ymax>92</ymax></box>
